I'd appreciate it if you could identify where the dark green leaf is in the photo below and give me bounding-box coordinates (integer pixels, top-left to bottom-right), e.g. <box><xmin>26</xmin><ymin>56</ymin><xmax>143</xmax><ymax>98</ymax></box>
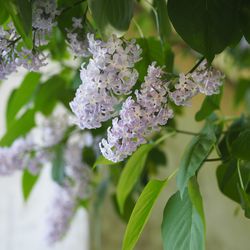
<box><xmin>195</xmin><ymin>92</ymin><xmax>222</xmax><ymax>121</ymax></box>
<box><xmin>0</xmin><ymin>6</ymin><xmax>9</xmax><ymax>24</ymax></box>
<box><xmin>34</xmin><ymin>76</ymin><xmax>66</xmax><ymax>115</ymax></box>
<box><xmin>135</xmin><ymin>37</ymin><xmax>174</xmax><ymax>82</ymax></box>
<box><xmin>218</xmin><ymin>116</ymin><xmax>250</xmax><ymax>161</ymax></box>
<box><xmin>153</xmin><ymin>0</ymin><xmax>172</xmax><ymax>41</ymax></box>
<box><xmin>22</xmin><ymin>169</ymin><xmax>40</xmax><ymax>201</ymax></box>
<box><xmin>6</xmin><ymin>72</ymin><xmax>41</xmax><ymax>128</ymax></box>
<box><xmin>122</xmin><ymin>179</ymin><xmax>168</xmax><ymax>250</ymax></box>
<box><xmin>4</xmin><ymin>0</ymin><xmax>33</xmax><ymax>48</ymax></box>
<box><xmin>232</xmin><ymin>130</ymin><xmax>250</xmax><ymax>161</ymax></box>
<box><xmin>217</xmin><ymin>160</ymin><xmax>250</xmax><ymax>214</ymax></box>
<box><xmin>161</xmin><ymin>188</ymin><xmax>205</xmax><ymax>250</ymax></box>
<box><xmin>88</xmin><ymin>0</ymin><xmax>133</xmax><ymax>34</ymax></box>
<box><xmin>240</xmin><ymin>0</ymin><xmax>250</xmax><ymax>43</ymax></box>
<box><xmin>177</xmin><ymin>122</ymin><xmax>217</xmax><ymax>196</ymax></box>
<box><xmin>168</xmin><ymin>0</ymin><xmax>241</xmax><ymax>61</ymax></box>
<box><xmin>116</xmin><ymin>144</ymin><xmax>153</xmax><ymax>213</ymax></box>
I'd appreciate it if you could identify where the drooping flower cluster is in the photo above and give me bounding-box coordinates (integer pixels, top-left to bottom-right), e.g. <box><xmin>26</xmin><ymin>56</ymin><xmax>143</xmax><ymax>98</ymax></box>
<box><xmin>99</xmin><ymin>60</ymin><xmax>223</xmax><ymax>162</ymax></box>
<box><xmin>0</xmin><ymin>108</ymin><xmax>93</xmax><ymax>244</ymax></box>
<box><xmin>0</xmin><ymin>109</ymin><xmax>69</xmax><ymax>176</ymax></box>
<box><xmin>32</xmin><ymin>0</ymin><xmax>59</xmax><ymax>46</ymax></box>
<box><xmin>45</xmin><ymin>132</ymin><xmax>92</xmax><ymax>244</ymax></box>
<box><xmin>100</xmin><ymin>63</ymin><xmax>174</xmax><ymax>162</ymax></box>
<box><xmin>0</xmin><ymin>0</ymin><xmax>59</xmax><ymax>80</ymax></box>
<box><xmin>66</xmin><ymin>17</ymin><xmax>90</xmax><ymax>57</ymax></box>
<box><xmin>70</xmin><ymin>33</ymin><xmax>142</xmax><ymax>129</ymax></box>
<box><xmin>169</xmin><ymin>61</ymin><xmax>224</xmax><ymax>106</ymax></box>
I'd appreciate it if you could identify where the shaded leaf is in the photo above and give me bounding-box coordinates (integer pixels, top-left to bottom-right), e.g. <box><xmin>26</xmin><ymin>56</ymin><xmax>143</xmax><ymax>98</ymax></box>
<box><xmin>168</xmin><ymin>0</ymin><xmax>241</xmax><ymax>61</ymax></box>
<box><xmin>161</xmin><ymin>188</ymin><xmax>205</xmax><ymax>250</ymax></box>
<box><xmin>232</xmin><ymin>130</ymin><xmax>250</xmax><ymax>161</ymax></box>
<box><xmin>6</xmin><ymin>72</ymin><xmax>41</xmax><ymax>128</ymax></box>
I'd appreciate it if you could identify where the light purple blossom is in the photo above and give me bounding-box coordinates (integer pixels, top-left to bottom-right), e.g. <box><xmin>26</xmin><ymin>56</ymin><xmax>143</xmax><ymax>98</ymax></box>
<box><xmin>100</xmin><ymin>63</ymin><xmax>174</xmax><ymax>162</ymax></box>
<box><xmin>70</xmin><ymin>33</ymin><xmax>142</xmax><ymax>129</ymax></box>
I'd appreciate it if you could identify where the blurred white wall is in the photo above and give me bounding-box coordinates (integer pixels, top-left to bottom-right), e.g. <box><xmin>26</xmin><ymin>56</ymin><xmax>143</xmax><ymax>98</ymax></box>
<box><xmin>0</xmin><ymin>70</ymin><xmax>89</xmax><ymax>250</ymax></box>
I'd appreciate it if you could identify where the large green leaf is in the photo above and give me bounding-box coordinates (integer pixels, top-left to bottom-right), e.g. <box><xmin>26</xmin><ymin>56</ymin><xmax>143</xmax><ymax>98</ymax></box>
<box><xmin>22</xmin><ymin>169</ymin><xmax>40</xmax><ymax>201</ymax></box>
<box><xmin>6</xmin><ymin>72</ymin><xmax>41</xmax><ymax>128</ymax></box>
<box><xmin>0</xmin><ymin>5</ymin><xmax>9</xmax><ymax>24</ymax></box>
<box><xmin>136</xmin><ymin>37</ymin><xmax>174</xmax><ymax>82</ymax></box>
<box><xmin>177</xmin><ymin>123</ymin><xmax>216</xmax><ymax>196</ymax></box>
<box><xmin>240</xmin><ymin>0</ymin><xmax>250</xmax><ymax>43</ymax></box>
<box><xmin>116</xmin><ymin>144</ymin><xmax>153</xmax><ymax>213</ymax></box>
<box><xmin>122</xmin><ymin>179</ymin><xmax>168</xmax><ymax>250</ymax></box>
<box><xmin>217</xmin><ymin>160</ymin><xmax>250</xmax><ymax>218</ymax></box>
<box><xmin>232</xmin><ymin>130</ymin><xmax>250</xmax><ymax>161</ymax></box>
<box><xmin>161</xmin><ymin>187</ymin><xmax>205</xmax><ymax>250</ymax></box>
<box><xmin>0</xmin><ymin>109</ymin><xmax>35</xmax><ymax>147</ymax></box>
<box><xmin>34</xmin><ymin>76</ymin><xmax>66</xmax><ymax>115</ymax></box>
<box><xmin>88</xmin><ymin>0</ymin><xmax>133</xmax><ymax>34</ymax></box>
<box><xmin>153</xmin><ymin>0</ymin><xmax>172</xmax><ymax>42</ymax></box>
<box><xmin>167</xmin><ymin>0</ymin><xmax>241</xmax><ymax>61</ymax></box>
<box><xmin>3</xmin><ymin>0</ymin><xmax>33</xmax><ymax>48</ymax></box>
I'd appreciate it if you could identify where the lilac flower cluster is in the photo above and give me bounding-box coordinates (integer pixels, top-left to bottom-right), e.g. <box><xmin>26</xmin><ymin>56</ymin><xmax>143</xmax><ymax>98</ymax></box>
<box><xmin>99</xmin><ymin>60</ymin><xmax>223</xmax><ymax>162</ymax></box>
<box><xmin>66</xmin><ymin>17</ymin><xmax>90</xmax><ymax>57</ymax></box>
<box><xmin>70</xmin><ymin>33</ymin><xmax>142</xmax><ymax>129</ymax></box>
<box><xmin>170</xmin><ymin>61</ymin><xmax>224</xmax><ymax>106</ymax></box>
<box><xmin>100</xmin><ymin>63</ymin><xmax>174</xmax><ymax>162</ymax></box>
<box><xmin>0</xmin><ymin>0</ymin><xmax>59</xmax><ymax>80</ymax></box>
<box><xmin>0</xmin><ymin>110</ymin><xmax>68</xmax><ymax>176</ymax></box>
<box><xmin>0</xmin><ymin>108</ymin><xmax>93</xmax><ymax>244</ymax></box>
<box><xmin>45</xmin><ymin>132</ymin><xmax>92</xmax><ymax>244</ymax></box>
<box><xmin>32</xmin><ymin>0</ymin><xmax>59</xmax><ymax>46</ymax></box>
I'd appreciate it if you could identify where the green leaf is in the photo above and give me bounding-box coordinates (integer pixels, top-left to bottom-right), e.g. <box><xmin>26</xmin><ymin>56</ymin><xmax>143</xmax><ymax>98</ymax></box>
<box><xmin>52</xmin><ymin>145</ymin><xmax>65</xmax><ymax>185</ymax></box>
<box><xmin>22</xmin><ymin>169</ymin><xmax>40</xmax><ymax>202</ymax></box>
<box><xmin>88</xmin><ymin>0</ymin><xmax>133</xmax><ymax>35</ymax></box>
<box><xmin>122</xmin><ymin>179</ymin><xmax>168</xmax><ymax>250</ymax></box>
<box><xmin>6</xmin><ymin>72</ymin><xmax>41</xmax><ymax>128</ymax></box>
<box><xmin>0</xmin><ymin>6</ymin><xmax>9</xmax><ymax>24</ymax></box>
<box><xmin>135</xmin><ymin>37</ymin><xmax>174</xmax><ymax>82</ymax></box>
<box><xmin>240</xmin><ymin>0</ymin><xmax>250</xmax><ymax>43</ymax></box>
<box><xmin>34</xmin><ymin>76</ymin><xmax>66</xmax><ymax>115</ymax></box>
<box><xmin>218</xmin><ymin>116</ymin><xmax>250</xmax><ymax>162</ymax></box>
<box><xmin>93</xmin><ymin>155</ymin><xmax>116</xmax><ymax>169</ymax></box>
<box><xmin>153</xmin><ymin>0</ymin><xmax>172</xmax><ymax>41</ymax></box>
<box><xmin>195</xmin><ymin>92</ymin><xmax>222</xmax><ymax>121</ymax></box>
<box><xmin>217</xmin><ymin>159</ymin><xmax>250</xmax><ymax>216</ymax></box>
<box><xmin>177</xmin><ymin>122</ymin><xmax>216</xmax><ymax>196</ymax></box>
<box><xmin>3</xmin><ymin>0</ymin><xmax>33</xmax><ymax>48</ymax></box>
<box><xmin>161</xmin><ymin>188</ymin><xmax>205</xmax><ymax>250</ymax></box>
<box><xmin>0</xmin><ymin>109</ymin><xmax>35</xmax><ymax>147</ymax></box>
<box><xmin>116</xmin><ymin>144</ymin><xmax>153</xmax><ymax>213</ymax></box>
<box><xmin>232</xmin><ymin>130</ymin><xmax>250</xmax><ymax>161</ymax></box>
<box><xmin>167</xmin><ymin>0</ymin><xmax>241</xmax><ymax>61</ymax></box>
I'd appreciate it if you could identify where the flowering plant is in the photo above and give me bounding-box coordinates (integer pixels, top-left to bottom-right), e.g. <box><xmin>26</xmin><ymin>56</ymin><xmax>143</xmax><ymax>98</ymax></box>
<box><xmin>1</xmin><ymin>0</ymin><xmax>250</xmax><ymax>249</ymax></box>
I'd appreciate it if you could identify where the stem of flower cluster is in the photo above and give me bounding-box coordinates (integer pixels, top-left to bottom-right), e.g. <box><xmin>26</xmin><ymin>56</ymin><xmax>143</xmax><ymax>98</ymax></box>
<box><xmin>188</xmin><ymin>56</ymin><xmax>206</xmax><ymax>74</ymax></box>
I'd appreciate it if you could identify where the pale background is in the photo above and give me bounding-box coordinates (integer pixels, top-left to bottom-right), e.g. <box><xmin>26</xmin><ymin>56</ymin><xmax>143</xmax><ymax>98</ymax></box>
<box><xmin>0</xmin><ymin>69</ymin><xmax>89</xmax><ymax>250</ymax></box>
